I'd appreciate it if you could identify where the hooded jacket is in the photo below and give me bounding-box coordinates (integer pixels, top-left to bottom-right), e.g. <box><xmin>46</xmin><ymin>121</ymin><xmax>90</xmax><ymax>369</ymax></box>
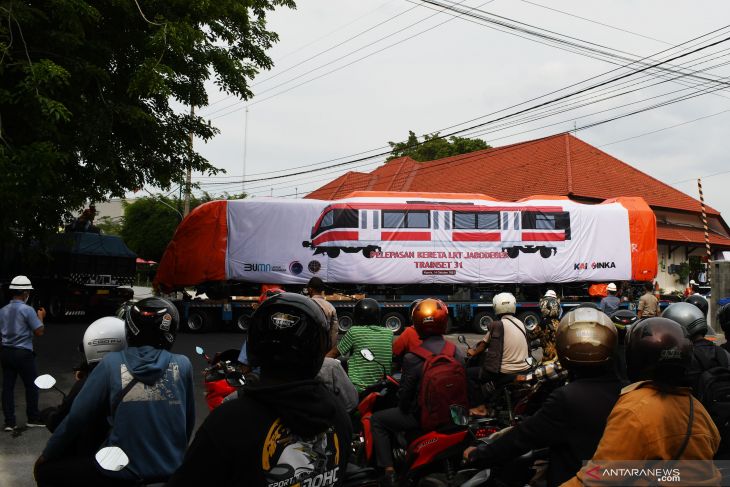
<box><xmin>43</xmin><ymin>346</ymin><xmax>195</xmax><ymax>481</ymax></box>
<box><xmin>167</xmin><ymin>379</ymin><xmax>352</xmax><ymax>487</ymax></box>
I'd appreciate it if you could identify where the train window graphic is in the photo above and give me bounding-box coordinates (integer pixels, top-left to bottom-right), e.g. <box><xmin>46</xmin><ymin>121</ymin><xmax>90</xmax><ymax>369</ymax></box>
<box><xmin>302</xmin><ymin>200</ymin><xmax>571</xmax><ymax>259</ymax></box>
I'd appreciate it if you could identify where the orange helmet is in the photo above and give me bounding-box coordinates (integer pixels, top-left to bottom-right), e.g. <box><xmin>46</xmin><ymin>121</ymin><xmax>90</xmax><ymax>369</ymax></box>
<box><xmin>411</xmin><ymin>298</ymin><xmax>449</xmax><ymax>337</ymax></box>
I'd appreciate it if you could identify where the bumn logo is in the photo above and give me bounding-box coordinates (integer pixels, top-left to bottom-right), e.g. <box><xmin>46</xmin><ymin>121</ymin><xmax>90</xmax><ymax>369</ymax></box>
<box><xmin>243</xmin><ymin>263</ymin><xmax>272</xmax><ymax>272</ymax></box>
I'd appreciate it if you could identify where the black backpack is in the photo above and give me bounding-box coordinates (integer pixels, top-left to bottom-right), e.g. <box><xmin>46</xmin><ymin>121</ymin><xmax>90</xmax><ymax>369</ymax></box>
<box><xmin>693</xmin><ymin>347</ymin><xmax>730</xmax><ymax>457</ymax></box>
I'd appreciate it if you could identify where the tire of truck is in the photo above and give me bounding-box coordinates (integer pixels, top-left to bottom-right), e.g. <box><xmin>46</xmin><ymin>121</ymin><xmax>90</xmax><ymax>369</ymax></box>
<box><xmin>472</xmin><ymin>311</ymin><xmax>495</xmax><ymax>333</ymax></box>
<box><xmin>382</xmin><ymin>312</ymin><xmax>406</xmax><ymax>334</ymax></box>
<box><xmin>518</xmin><ymin>311</ymin><xmax>541</xmax><ymax>330</ymax></box>
<box><xmin>235</xmin><ymin>312</ymin><xmax>252</xmax><ymax>333</ymax></box>
<box><xmin>337</xmin><ymin>312</ymin><xmax>354</xmax><ymax>333</ymax></box>
<box><xmin>186</xmin><ymin>310</ymin><xmax>212</xmax><ymax>333</ymax></box>
<box><xmin>505</xmin><ymin>247</ymin><xmax>519</xmax><ymax>259</ymax></box>
<box><xmin>47</xmin><ymin>295</ymin><xmax>66</xmax><ymax>322</ymax></box>
<box><xmin>326</xmin><ymin>248</ymin><xmax>341</xmax><ymax>258</ymax></box>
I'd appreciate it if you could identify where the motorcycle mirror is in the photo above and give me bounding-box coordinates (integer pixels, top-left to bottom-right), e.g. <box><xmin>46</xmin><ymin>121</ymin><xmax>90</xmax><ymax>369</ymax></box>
<box><xmin>95</xmin><ymin>446</ymin><xmax>129</xmax><ymax>472</ymax></box>
<box><xmin>225</xmin><ymin>371</ymin><xmax>246</xmax><ymax>388</ymax></box>
<box><xmin>457</xmin><ymin>335</ymin><xmax>467</xmax><ymax>344</ymax></box>
<box><xmin>195</xmin><ymin>346</ymin><xmax>204</xmax><ymax>355</ymax></box>
<box><xmin>449</xmin><ymin>404</ymin><xmax>469</xmax><ymax>426</ymax></box>
<box><xmin>34</xmin><ymin>374</ymin><xmax>56</xmax><ymax>390</ymax></box>
<box><xmin>360</xmin><ymin>349</ymin><xmax>375</xmax><ymax>362</ymax></box>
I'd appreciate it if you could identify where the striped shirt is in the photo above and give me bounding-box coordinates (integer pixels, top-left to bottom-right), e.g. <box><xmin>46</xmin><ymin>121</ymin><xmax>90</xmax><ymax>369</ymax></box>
<box><xmin>337</xmin><ymin>326</ymin><xmax>393</xmax><ymax>392</ymax></box>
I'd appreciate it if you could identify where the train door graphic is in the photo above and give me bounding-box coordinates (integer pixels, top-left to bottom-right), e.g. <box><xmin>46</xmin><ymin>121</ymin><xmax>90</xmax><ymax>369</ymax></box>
<box><xmin>431</xmin><ymin>210</ymin><xmax>452</xmax><ymax>244</ymax></box>
<box><xmin>500</xmin><ymin>210</ymin><xmax>521</xmax><ymax>245</ymax></box>
<box><xmin>359</xmin><ymin>209</ymin><xmax>380</xmax><ymax>242</ymax></box>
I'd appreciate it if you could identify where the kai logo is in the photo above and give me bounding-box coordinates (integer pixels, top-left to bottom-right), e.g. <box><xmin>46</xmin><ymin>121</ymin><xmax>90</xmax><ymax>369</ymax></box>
<box><xmin>574</xmin><ymin>261</ymin><xmax>617</xmax><ymax>270</ymax></box>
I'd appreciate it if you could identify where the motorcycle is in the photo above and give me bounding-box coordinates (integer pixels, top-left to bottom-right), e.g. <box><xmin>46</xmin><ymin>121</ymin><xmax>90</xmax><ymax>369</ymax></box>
<box><xmin>194</xmin><ymin>346</ymin><xmax>245</xmax><ymax>410</ymax></box>
<box><xmin>353</xmin><ymin>349</ymin><xmax>501</xmax><ymax>486</ymax></box>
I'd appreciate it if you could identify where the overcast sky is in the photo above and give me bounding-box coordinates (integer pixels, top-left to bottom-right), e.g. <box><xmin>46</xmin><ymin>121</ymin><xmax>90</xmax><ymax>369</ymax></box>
<box><xmin>182</xmin><ymin>0</ymin><xmax>730</xmax><ymax>218</ymax></box>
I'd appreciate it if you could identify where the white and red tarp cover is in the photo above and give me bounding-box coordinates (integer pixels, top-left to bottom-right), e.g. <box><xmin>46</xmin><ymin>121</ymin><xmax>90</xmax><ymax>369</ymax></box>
<box><xmin>154</xmin><ymin>192</ymin><xmax>657</xmax><ymax>290</ymax></box>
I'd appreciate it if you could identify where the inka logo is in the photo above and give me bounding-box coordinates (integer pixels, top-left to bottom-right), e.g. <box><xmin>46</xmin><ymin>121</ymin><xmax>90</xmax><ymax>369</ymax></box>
<box><xmin>243</xmin><ymin>263</ymin><xmax>272</xmax><ymax>272</ymax></box>
<box><xmin>574</xmin><ymin>261</ymin><xmax>616</xmax><ymax>270</ymax></box>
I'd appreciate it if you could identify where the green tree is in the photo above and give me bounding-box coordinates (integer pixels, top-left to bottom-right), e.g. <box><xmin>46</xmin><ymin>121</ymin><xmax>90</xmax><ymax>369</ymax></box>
<box><xmin>96</xmin><ymin>216</ymin><xmax>123</xmax><ymax>236</ymax></box>
<box><xmin>387</xmin><ymin>131</ymin><xmax>490</xmax><ymax>162</ymax></box>
<box><xmin>0</xmin><ymin>0</ymin><xmax>294</xmax><ymax>247</ymax></box>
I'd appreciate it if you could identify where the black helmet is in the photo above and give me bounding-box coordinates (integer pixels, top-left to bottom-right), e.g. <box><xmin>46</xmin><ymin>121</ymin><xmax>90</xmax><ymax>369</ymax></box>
<box><xmin>125</xmin><ymin>297</ymin><xmax>179</xmax><ymax>350</ymax></box>
<box><xmin>685</xmin><ymin>294</ymin><xmax>709</xmax><ymax>317</ymax></box>
<box><xmin>625</xmin><ymin>317</ymin><xmax>692</xmax><ymax>384</ymax></box>
<box><xmin>247</xmin><ymin>292</ymin><xmax>330</xmax><ymax>380</ymax></box>
<box><xmin>353</xmin><ymin>298</ymin><xmax>380</xmax><ymax>326</ymax></box>
<box><xmin>610</xmin><ymin>309</ymin><xmax>638</xmax><ymax>330</ymax></box>
<box><xmin>662</xmin><ymin>302</ymin><xmax>708</xmax><ymax>338</ymax></box>
<box><xmin>719</xmin><ymin>303</ymin><xmax>730</xmax><ymax>335</ymax></box>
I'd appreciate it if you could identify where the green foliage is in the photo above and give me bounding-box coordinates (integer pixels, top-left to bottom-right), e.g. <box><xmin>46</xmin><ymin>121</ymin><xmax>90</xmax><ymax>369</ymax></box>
<box><xmin>0</xmin><ymin>0</ymin><xmax>295</xmax><ymax>247</ymax></box>
<box><xmin>387</xmin><ymin>131</ymin><xmax>490</xmax><ymax>162</ymax></box>
<box><xmin>96</xmin><ymin>216</ymin><xmax>122</xmax><ymax>236</ymax></box>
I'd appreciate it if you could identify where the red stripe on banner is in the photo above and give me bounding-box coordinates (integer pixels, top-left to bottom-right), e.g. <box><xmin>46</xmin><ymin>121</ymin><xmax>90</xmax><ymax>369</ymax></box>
<box><xmin>381</xmin><ymin>231</ymin><xmax>431</xmax><ymax>241</ymax></box>
<box><xmin>522</xmin><ymin>231</ymin><xmax>565</xmax><ymax>242</ymax></box>
<box><xmin>452</xmin><ymin>232</ymin><xmax>501</xmax><ymax>242</ymax></box>
<box><xmin>313</xmin><ymin>231</ymin><xmax>360</xmax><ymax>246</ymax></box>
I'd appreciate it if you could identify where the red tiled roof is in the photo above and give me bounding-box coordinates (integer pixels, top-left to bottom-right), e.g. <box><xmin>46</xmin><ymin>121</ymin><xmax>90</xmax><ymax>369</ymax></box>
<box><xmin>306</xmin><ymin>133</ymin><xmax>720</xmax><ymax>215</ymax></box>
<box><xmin>657</xmin><ymin>225</ymin><xmax>730</xmax><ymax>248</ymax></box>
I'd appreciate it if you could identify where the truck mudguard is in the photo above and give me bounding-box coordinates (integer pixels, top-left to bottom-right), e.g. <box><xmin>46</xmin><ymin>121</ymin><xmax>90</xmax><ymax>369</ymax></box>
<box><xmin>154</xmin><ymin>192</ymin><xmax>656</xmax><ymax>290</ymax></box>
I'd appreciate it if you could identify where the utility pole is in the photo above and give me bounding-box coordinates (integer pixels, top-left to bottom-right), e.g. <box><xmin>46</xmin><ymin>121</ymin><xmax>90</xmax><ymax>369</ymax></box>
<box><xmin>183</xmin><ymin>105</ymin><xmax>194</xmax><ymax>216</ymax></box>
<box><xmin>242</xmin><ymin>106</ymin><xmax>249</xmax><ymax>196</ymax></box>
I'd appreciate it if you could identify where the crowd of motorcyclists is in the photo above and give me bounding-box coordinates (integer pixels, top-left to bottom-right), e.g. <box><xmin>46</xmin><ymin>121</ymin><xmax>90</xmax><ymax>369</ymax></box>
<box><xmin>4</xmin><ymin>274</ymin><xmax>730</xmax><ymax>486</ymax></box>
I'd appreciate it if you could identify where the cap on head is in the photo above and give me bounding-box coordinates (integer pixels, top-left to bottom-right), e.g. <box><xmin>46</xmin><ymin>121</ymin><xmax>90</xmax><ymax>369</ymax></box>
<box><xmin>690</xmin><ymin>280</ymin><xmax>697</xmax><ymax>286</ymax></box>
<box><xmin>9</xmin><ymin>275</ymin><xmax>33</xmax><ymax>291</ymax></box>
<box><xmin>307</xmin><ymin>277</ymin><xmax>325</xmax><ymax>293</ymax></box>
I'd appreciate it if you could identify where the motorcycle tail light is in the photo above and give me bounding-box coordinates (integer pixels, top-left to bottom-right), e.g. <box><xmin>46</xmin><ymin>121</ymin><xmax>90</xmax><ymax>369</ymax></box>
<box><xmin>474</xmin><ymin>427</ymin><xmax>500</xmax><ymax>438</ymax></box>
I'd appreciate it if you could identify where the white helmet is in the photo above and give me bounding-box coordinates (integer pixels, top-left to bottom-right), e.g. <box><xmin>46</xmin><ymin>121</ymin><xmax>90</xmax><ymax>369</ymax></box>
<box><xmin>9</xmin><ymin>275</ymin><xmax>33</xmax><ymax>290</ymax></box>
<box><xmin>82</xmin><ymin>317</ymin><xmax>127</xmax><ymax>364</ymax></box>
<box><xmin>493</xmin><ymin>292</ymin><xmax>517</xmax><ymax>316</ymax></box>
<box><xmin>607</xmin><ymin>283</ymin><xmax>617</xmax><ymax>292</ymax></box>
<box><xmin>544</xmin><ymin>290</ymin><xmax>557</xmax><ymax>299</ymax></box>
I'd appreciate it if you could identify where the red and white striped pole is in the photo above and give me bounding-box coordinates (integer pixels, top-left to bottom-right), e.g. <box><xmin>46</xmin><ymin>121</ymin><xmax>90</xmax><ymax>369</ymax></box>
<box><xmin>698</xmin><ymin>178</ymin><xmax>711</xmax><ymax>284</ymax></box>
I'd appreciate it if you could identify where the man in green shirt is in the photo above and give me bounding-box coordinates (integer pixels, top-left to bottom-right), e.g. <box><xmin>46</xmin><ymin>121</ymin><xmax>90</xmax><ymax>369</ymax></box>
<box><xmin>326</xmin><ymin>298</ymin><xmax>393</xmax><ymax>392</ymax></box>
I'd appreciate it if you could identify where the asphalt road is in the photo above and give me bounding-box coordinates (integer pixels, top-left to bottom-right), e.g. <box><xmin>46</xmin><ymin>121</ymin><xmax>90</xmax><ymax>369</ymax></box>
<box><xmin>0</xmin><ymin>320</ymin><xmax>483</xmax><ymax>486</ymax></box>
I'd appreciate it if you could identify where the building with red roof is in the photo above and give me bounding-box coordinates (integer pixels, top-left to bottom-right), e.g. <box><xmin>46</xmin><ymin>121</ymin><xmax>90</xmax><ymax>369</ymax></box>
<box><xmin>307</xmin><ymin>133</ymin><xmax>730</xmax><ymax>292</ymax></box>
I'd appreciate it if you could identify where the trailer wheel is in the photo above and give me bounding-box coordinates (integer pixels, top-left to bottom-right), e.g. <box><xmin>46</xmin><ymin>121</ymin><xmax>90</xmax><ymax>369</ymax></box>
<box><xmin>235</xmin><ymin>313</ymin><xmax>252</xmax><ymax>333</ymax></box>
<box><xmin>326</xmin><ymin>248</ymin><xmax>341</xmax><ymax>258</ymax></box>
<box><xmin>505</xmin><ymin>247</ymin><xmax>519</xmax><ymax>259</ymax></box>
<box><xmin>472</xmin><ymin>311</ymin><xmax>495</xmax><ymax>333</ymax></box>
<box><xmin>337</xmin><ymin>312</ymin><xmax>354</xmax><ymax>333</ymax></box>
<box><xmin>539</xmin><ymin>247</ymin><xmax>553</xmax><ymax>259</ymax></box>
<box><xmin>186</xmin><ymin>310</ymin><xmax>211</xmax><ymax>333</ymax></box>
<box><xmin>382</xmin><ymin>312</ymin><xmax>405</xmax><ymax>334</ymax></box>
<box><xmin>48</xmin><ymin>295</ymin><xmax>66</xmax><ymax>322</ymax></box>
<box><xmin>518</xmin><ymin>311</ymin><xmax>541</xmax><ymax>330</ymax></box>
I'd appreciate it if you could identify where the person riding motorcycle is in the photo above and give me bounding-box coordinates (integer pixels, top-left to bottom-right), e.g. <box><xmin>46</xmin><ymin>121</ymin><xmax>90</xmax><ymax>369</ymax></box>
<box><xmin>326</xmin><ymin>298</ymin><xmax>393</xmax><ymax>393</ymax></box>
<box><xmin>610</xmin><ymin>309</ymin><xmax>637</xmax><ymax>382</ymax></box>
<box><xmin>536</xmin><ymin>290</ymin><xmax>561</xmax><ymax>363</ymax></box>
<box><xmin>566</xmin><ymin>318</ymin><xmax>721</xmax><ymax>485</ymax></box>
<box><xmin>719</xmin><ymin>303</ymin><xmax>730</xmax><ymax>353</ymax></box>
<box><xmin>35</xmin><ymin>297</ymin><xmax>195</xmax><ymax>487</ymax></box>
<box><xmin>370</xmin><ymin>298</ymin><xmax>465</xmax><ymax>487</ymax></box>
<box><xmin>167</xmin><ymin>292</ymin><xmax>352</xmax><ymax>487</ymax></box>
<box><xmin>41</xmin><ymin>316</ymin><xmax>127</xmax><ymax>452</ymax></box>
<box><xmin>467</xmin><ymin>293</ymin><xmax>532</xmax><ymax>415</ymax></box>
<box><xmin>464</xmin><ymin>307</ymin><xmax>623</xmax><ymax>487</ymax></box>
<box><xmin>686</xmin><ymin>293</ymin><xmax>709</xmax><ymax>317</ymax></box>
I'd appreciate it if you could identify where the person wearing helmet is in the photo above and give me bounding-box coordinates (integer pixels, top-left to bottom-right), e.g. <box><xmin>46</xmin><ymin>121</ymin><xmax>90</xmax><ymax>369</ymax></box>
<box><xmin>565</xmin><ymin>318</ymin><xmax>720</xmax><ymax>486</ymax></box>
<box><xmin>685</xmin><ymin>279</ymin><xmax>699</xmax><ymax>298</ymax></box>
<box><xmin>663</xmin><ymin>302</ymin><xmax>730</xmax><ymax>387</ymax></box>
<box><xmin>36</xmin><ymin>297</ymin><xmax>195</xmax><ymax>486</ymax></box>
<box><xmin>237</xmin><ymin>285</ymin><xmax>285</xmax><ymax>370</ymax></box>
<box><xmin>719</xmin><ymin>303</ymin><xmax>730</xmax><ymax>353</ymax></box>
<box><xmin>167</xmin><ymin>292</ymin><xmax>352</xmax><ymax>487</ymax></box>
<box><xmin>610</xmin><ymin>309</ymin><xmax>638</xmax><ymax>381</ymax></box>
<box><xmin>306</xmin><ymin>277</ymin><xmax>340</xmax><ymax>353</ymax></box>
<box><xmin>42</xmin><ymin>317</ymin><xmax>127</xmax><ymax>436</ymax></box>
<box><xmin>686</xmin><ymin>293</ymin><xmax>709</xmax><ymax>317</ymax></box>
<box><xmin>371</xmin><ymin>298</ymin><xmax>466</xmax><ymax>487</ymax></box>
<box><xmin>467</xmin><ymin>292</ymin><xmax>532</xmax><ymax>414</ymax></box>
<box><xmin>536</xmin><ymin>291</ymin><xmax>561</xmax><ymax>363</ymax></box>
<box><xmin>599</xmin><ymin>283</ymin><xmax>620</xmax><ymax>316</ymax></box>
<box><xmin>0</xmin><ymin>275</ymin><xmax>46</xmax><ymax>431</ymax></box>
<box><xmin>464</xmin><ymin>308</ymin><xmax>623</xmax><ymax>486</ymax></box>
<box><xmin>637</xmin><ymin>281</ymin><xmax>659</xmax><ymax>318</ymax></box>
<box><xmin>326</xmin><ymin>298</ymin><xmax>392</xmax><ymax>393</ymax></box>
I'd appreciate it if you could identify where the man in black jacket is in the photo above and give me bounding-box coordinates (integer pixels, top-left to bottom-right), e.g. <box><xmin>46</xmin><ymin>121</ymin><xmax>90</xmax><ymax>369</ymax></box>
<box><xmin>167</xmin><ymin>293</ymin><xmax>351</xmax><ymax>487</ymax></box>
<box><xmin>464</xmin><ymin>308</ymin><xmax>623</xmax><ymax>487</ymax></box>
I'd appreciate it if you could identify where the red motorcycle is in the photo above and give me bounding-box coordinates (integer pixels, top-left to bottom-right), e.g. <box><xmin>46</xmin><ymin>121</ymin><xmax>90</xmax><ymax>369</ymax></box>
<box><xmin>353</xmin><ymin>349</ymin><xmax>501</xmax><ymax>486</ymax></box>
<box><xmin>195</xmin><ymin>346</ymin><xmax>244</xmax><ymax>410</ymax></box>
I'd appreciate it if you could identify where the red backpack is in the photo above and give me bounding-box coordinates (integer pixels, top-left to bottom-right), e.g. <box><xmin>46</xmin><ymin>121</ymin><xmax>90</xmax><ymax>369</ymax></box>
<box><xmin>411</xmin><ymin>341</ymin><xmax>469</xmax><ymax>431</ymax></box>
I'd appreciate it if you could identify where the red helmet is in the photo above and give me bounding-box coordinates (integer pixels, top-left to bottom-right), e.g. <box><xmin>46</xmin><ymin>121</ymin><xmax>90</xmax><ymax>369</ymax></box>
<box><xmin>258</xmin><ymin>286</ymin><xmax>284</xmax><ymax>304</ymax></box>
<box><xmin>411</xmin><ymin>298</ymin><xmax>449</xmax><ymax>337</ymax></box>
